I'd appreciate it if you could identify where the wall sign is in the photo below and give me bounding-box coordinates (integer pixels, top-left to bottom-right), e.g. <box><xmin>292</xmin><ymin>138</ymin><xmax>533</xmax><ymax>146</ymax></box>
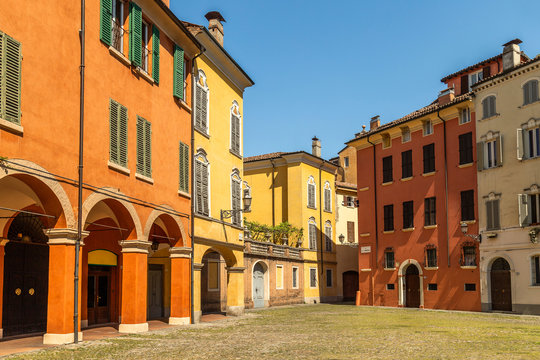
<box><xmin>360</xmin><ymin>246</ymin><xmax>371</xmax><ymax>253</ymax></box>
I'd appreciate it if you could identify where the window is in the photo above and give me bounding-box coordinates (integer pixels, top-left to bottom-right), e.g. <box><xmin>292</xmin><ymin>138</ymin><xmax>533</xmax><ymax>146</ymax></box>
<box><xmin>309</xmin><ymin>268</ymin><xmax>317</xmax><ymax>288</ymax></box>
<box><xmin>523</xmin><ymin>80</ymin><xmax>539</xmax><ymax>105</ymax></box>
<box><xmin>384</xmin><ymin>250</ymin><xmax>395</xmax><ymax>269</ymax></box>
<box><xmin>326</xmin><ymin>269</ymin><xmax>333</xmax><ymax>288</ymax></box>
<box><xmin>424</xmin><ymin>197</ymin><xmax>436</xmax><ymax>226</ymax></box>
<box><xmin>141</xmin><ymin>20</ymin><xmax>149</xmax><ymax>72</ymax></box>
<box><xmin>464</xmin><ymin>283</ymin><xmax>476</xmax><ymax>291</ymax></box>
<box><xmin>482</xmin><ymin>96</ymin><xmax>496</xmax><ymax>119</ymax></box>
<box><xmin>519</xmin><ymin>193</ymin><xmax>540</xmax><ymax>226</ymax></box>
<box><xmin>461</xmin><ymin>190</ymin><xmax>475</xmax><ymax>221</ymax></box>
<box><xmin>347</xmin><ymin>221</ymin><xmax>355</xmax><ymax>243</ymax></box>
<box><xmin>462</xmin><ymin>246</ymin><xmax>476</xmax><ymax>266</ymax></box>
<box><xmin>459</xmin><ymin>132</ymin><xmax>473</xmax><ymax>165</ymax></box>
<box><xmin>173</xmin><ymin>44</ymin><xmax>185</xmax><ymax>100</ymax></box>
<box><xmin>383</xmin><ymin>205</ymin><xmax>394</xmax><ymax>231</ymax></box>
<box><xmin>345</xmin><ymin>196</ymin><xmax>356</xmax><ymax>207</ymax></box>
<box><xmin>111</xmin><ymin>0</ymin><xmax>124</xmax><ymax>52</ymax></box>
<box><xmin>136</xmin><ymin>116</ymin><xmax>152</xmax><ymax>178</ymax></box>
<box><xmin>426</xmin><ymin>247</ymin><xmax>437</xmax><ymax>268</ymax></box>
<box><xmin>428</xmin><ymin>283</ymin><xmax>438</xmax><ymax>291</ymax></box>
<box><xmin>460</xmin><ymin>108</ymin><xmax>471</xmax><ymax>124</ymax></box>
<box><xmin>526</xmin><ymin>127</ymin><xmax>540</xmax><ymax>158</ymax></box>
<box><xmin>401</xmin><ymin>150</ymin><xmax>412</xmax><ymax>179</ymax></box>
<box><xmin>178</xmin><ymin>142</ymin><xmax>189</xmax><ymax>193</ymax></box>
<box><xmin>324</xmin><ymin>182</ymin><xmax>331</xmax><ymax>212</ymax></box>
<box><xmin>292</xmin><ymin>266</ymin><xmax>299</xmax><ymax>289</ymax></box>
<box><xmin>343</xmin><ymin>157</ymin><xmax>349</xmax><ymax>168</ymax></box>
<box><xmin>195</xmin><ymin>70</ymin><xmax>209</xmax><ymax>133</ymax></box>
<box><xmin>423</xmin><ymin>143</ymin><xmax>435</xmax><ymax>173</ymax></box>
<box><xmin>308</xmin><ymin>218</ymin><xmax>317</xmax><ymax>250</ymax></box>
<box><xmin>530</xmin><ymin>194</ymin><xmax>540</xmax><ymax>225</ymax></box>
<box><xmin>0</xmin><ymin>31</ymin><xmax>21</xmax><ymax>125</ymax></box>
<box><xmin>401</xmin><ymin>127</ymin><xmax>411</xmax><ymax>143</ymax></box>
<box><xmin>324</xmin><ymin>221</ymin><xmax>332</xmax><ymax>252</ymax></box>
<box><xmin>307</xmin><ymin>176</ymin><xmax>316</xmax><ymax>208</ymax></box>
<box><xmin>194</xmin><ymin>151</ymin><xmax>210</xmax><ymax>216</ymax></box>
<box><xmin>276</xmin><ymin>265</ymin><xmax>283</xmax><ymax>289</ymax></box>
<box><xmin>423</xmin><ymin>120</ymin><xmax>433</xmax><ymax>136</ymax></box>
<box><xmin>386</xmin><ymin>283</ymin><xmax>395</xmax><ymax>290</ymax></box>
<box><xmin>487</xmin><ymin>140</ymin><xmax>499</xmax><ymax>168</ymax></box>
<box><xmin>469</xmin><ymin>71</ymin><xmax>483</xmax><ymax>90</ymax></box>
<box><xmin>403</xmin><ymin>201</ymin><xmax>414</xmax><ymax>229</ymax></box>
<box><xmin>230</xmin><ymin>101</ymin><xmax>241</xmax><ymax>155</ymax></box>
<box><xmin>109</xmin><ymin>99</ymin><xmax>128</xmax><ymax>167</ymax></box>
<box><xmin>382</xmin><ymin>156</ymin><xmax>393</xmax><ymax>183</ymax></box>
<box><xmin>231</xmin><ymin>171</ymin><xmax>242</xmax><ymax>226</ymax></box>
<box><xmin>486</xmin><ymin>199</ymin><xmax>500</xmax><ymax>230</ymax></box>
<box><xmin>532</xmin><ymin>256</ymin><xmax>540</xmax><ymax>286</ymax></box>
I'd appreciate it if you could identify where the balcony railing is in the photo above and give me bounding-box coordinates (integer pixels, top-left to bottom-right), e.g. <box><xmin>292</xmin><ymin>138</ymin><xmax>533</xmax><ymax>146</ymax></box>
<box><xmin>111</xmin><ymin>20</ymin><xmax>124</xmax><ymax>53</ymax></box>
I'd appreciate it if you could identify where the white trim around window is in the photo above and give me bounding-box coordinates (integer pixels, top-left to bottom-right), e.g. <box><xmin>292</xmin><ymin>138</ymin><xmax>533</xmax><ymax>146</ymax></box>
<box><xmin>276</xmin><ymin>264</ymin><xmax>284</xmax><ymax>290</ymax></box>
<box><xmin>292</xmin><ymin>266</ymin><xmax>299</xmax><ymax>289</ymax></box>
<box><xmin>309</xmin><ymin>267</ymin><xmax>317</xmax><ymax>288</ymax></box>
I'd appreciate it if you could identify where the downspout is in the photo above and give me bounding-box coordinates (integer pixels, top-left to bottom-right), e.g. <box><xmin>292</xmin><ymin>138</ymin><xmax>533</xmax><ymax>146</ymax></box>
<box><xmin>270</xmin><ymin>159</ymin><xmax>275</xmax><ymax>229</ymax></box>
<box><xmin>437</xmin><ymin>110</ymin><xmax>451</xmax><ymax>268</ymax></box>
<box><xmin>318</xmin><ymin>163</ymin><xmax>324</xmax><ymax>292</ymax></box>
<box><xmin>74</xmin><ymin>0</ymin><xmax>85</xmax><ymax>344</ymax></box>
<box><xmin>190</xmin><ymin>48</ymin><xmax>205</xmax><ymax>324</ymax></box>
<box><xmin>366</xmin><ymin>135</ymin><xmax>378</xmax><ymax>268</ymax></box>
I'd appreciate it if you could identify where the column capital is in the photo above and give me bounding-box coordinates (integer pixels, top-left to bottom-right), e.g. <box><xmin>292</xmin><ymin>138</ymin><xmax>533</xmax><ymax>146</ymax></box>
<box><xmin>119</xmin><ymin>240</ymin><xmax>150</xmax><ymax>254</ymax></box>
<box><xmin>193</xmin><ymin>262</ymin><xmax>204</xmax><ymax>271</ymax></box>
<box><xmin>226</xmin><ymin>266</ymin><xmax>246</xmax><ymax>274</ymax></box>
<box><xmin>46</xmin><ymin>228</ymin><xmax>89</xmax><ymax>246</ymax></box>
<box><xmin>169</xmin><ymin>246</ymin><xmax>192</xmax><ymax>258</ymax></box>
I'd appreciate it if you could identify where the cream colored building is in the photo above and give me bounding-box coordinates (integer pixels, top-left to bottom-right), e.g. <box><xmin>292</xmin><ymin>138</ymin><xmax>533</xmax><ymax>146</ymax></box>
<box><xmin>473</xmin><ymin>40</ymin><xmax>540</xmax><ymax>314</ymax></box>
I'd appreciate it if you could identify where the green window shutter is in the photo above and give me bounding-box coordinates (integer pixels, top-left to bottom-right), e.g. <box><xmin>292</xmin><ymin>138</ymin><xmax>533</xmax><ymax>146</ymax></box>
<box><xmin>119</xmin><ymin>104</ymin><xmax>128</xmax><ymax>167</ymax></box>
<box><xmin>100</xmin><ymin>0</ymin><xmax>112</xmax><ymax>46</ymax></box>
<box><xmin>129</xmin><ymin>2</ymin><xmax>142</xmax><ymax>67</ymax></box>
<box><xmin>2</xmin><ymin>34</ymin><xmax>22</xmax><ymax>124</ymax></box>
<box><xmin>152</xmin><ymin>26</ymin><xmax>160</xmax><ymax>84</ymax></box>
<box><xmin>109</xmin><ymin>99</ymin><xmax>119</xmax><ymax>164</ymax></box>
<box><xmin>144</xmin><ymin>120</ymin><xmax>151</xmax><ymax>177</ymax></box>
<box><xmin>179</xmin><ymin>142</ymin><xmax>189</xmax><ymax>193</ymax></box>
<box><xmin>173</xmin><ymin>45</ymin><xmax>184</xmax><ymax>99</ymax></box>
<box><xmin>136</xmin><ymin>116</ymin><xmax>144</xmax><ymax>174</ymax></box>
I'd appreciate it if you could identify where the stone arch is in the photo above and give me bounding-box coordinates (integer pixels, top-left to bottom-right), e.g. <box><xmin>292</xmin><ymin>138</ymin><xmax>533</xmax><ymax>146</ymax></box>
<box><xmin>397</xmin><ymin>259</ymin><xmax>424</xmax><ymax>308</ymax></box>
<box><xmin>143</xmin><ymin>206</ymin><xmax>189</xmax><ymax>247</ymax></box>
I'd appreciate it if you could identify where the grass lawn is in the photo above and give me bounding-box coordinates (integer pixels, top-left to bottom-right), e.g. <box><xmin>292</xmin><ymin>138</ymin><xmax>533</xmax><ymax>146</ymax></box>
<box><xmin>7</xmin><ymin>304</ymin><xmax>540</xmax><ymax>360</ymax></box>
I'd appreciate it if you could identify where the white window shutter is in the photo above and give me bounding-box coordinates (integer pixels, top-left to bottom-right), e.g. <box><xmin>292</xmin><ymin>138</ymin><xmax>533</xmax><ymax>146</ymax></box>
<box><xmin>518</xmin><ymin>194</ymin><xmax>530</xmax><ymax>227</ymax></box>
<box><xmin>497</xmin><ymin>136</ymin><xmax>503</xmax><ymax>166</ymax></box>
<box><xmin>517</xmin><ymin>128</ymin><xmax>524</xmax><ymax>160</ymax></box>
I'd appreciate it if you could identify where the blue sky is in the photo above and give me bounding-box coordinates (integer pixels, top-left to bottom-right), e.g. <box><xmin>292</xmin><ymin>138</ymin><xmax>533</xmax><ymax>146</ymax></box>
<box><xmin>171</xmin><ymin>0</ymin><xmax>540</xmax><ymax>160</ymax></box>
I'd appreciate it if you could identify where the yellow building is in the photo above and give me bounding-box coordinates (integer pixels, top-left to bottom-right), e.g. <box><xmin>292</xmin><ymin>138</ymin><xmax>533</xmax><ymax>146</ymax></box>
<box><xmin>184</xmin><ymin>12</ymin><xmax>253</xmax><ymax>321</ymax></box>
<box><xmin>243</xmin><ymin>138</ymin><xmax>339</xmax><ymax>303</ymax></box>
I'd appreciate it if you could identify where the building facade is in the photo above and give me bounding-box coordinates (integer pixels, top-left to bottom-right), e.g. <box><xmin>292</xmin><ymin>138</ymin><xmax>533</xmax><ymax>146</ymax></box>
<box><xmin>0</xmin><ymin>0</ymin><xmax>200</xmax><ymax>343</ymax></box>
<box><xmin>473</xmin><ymin>40</ymin><xmax>540</xmax><ymax>314</ymax></box>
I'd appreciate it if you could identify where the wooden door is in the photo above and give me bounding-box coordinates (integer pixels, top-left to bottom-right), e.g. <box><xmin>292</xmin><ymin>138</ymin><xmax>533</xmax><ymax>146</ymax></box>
<box><xmin>87</xmin><ymin>266</ymin><xmax>111</xmax><ymax>325</ymax></box>
<box><xmin>2</xmin><ymin>242</ymin><xmax>49</xmax><ymax>337</ymax></box>
<box><xmin>405</xmin><ymin>266</ymin><xmax>420</xmax><ymax>308</ymax></box>
<box><xmin>342</xmin><ymin>271</ymin><xmax>359</xmax><ymax>301</ymax></box>
<box><xmin>491</xmin><ymin>258</ymin><xmax>512</xmax><ymax>311</ymax></box>
<box><xmin>253</xmin><ymin>263</ymin><xmax>265</xmax><ymax>308</ymax></box>
<box><xmin>147</xmin><ymin>264</ymin><xmax>164</xmax><ymax>319</ymax></box>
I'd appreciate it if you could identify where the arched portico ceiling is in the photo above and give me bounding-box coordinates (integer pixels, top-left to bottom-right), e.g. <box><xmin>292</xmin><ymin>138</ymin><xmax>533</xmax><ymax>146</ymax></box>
<box><xmin>144</xmin><ymin>206</ymin><xmax>188</xmax><ymax>246</ymax></box>
<box><xmin>200</xmin><ymin>246</ymin><xmax>238</xmax><ymax>267</ymax></box>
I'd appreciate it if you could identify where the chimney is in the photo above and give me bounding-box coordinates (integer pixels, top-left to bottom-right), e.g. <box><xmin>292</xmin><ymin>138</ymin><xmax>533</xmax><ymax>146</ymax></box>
<box><xmin>370</xmin><ymin>115</ymin><xmax>380</xmax><ymax>131</ymax></box>
<box><xmin>438</xmin><ymin>87</ymin><xmax>455</xmax><ymax>106</ymax></box>
<box><xmin>312</xmin><ymin>136</ymin><xmax>321</xmax><ymax>158</ymax></box>
<box><xmin>205</xmin><ymin>11</ymin><xmax>226</xmax><ymax>46</ymax></box>
<box><xmin>502</xmin><ymin>39</ymin><xmax>522</xmax><ymax>71</ymax></box>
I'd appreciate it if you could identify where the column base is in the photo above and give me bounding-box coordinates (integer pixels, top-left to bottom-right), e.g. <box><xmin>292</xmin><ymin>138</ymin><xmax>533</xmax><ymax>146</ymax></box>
<box><xmin>193</xmin><ymin>311</ymin><xmax>202</xmax><ymax>323</ymax></box>
<box><xmin>118</xmin><ymin>322</ymin><xmax>148</xmax><ymax>333</ymax></box>
<box><xmin>81</xmin><ymin>320</ymin><xmax>88</xmax><ymax>329</ymax></box>
<box><xmin>0</xmin><ymin>328</ymin><xmax>3</xmax><ymax>339</ymax></box>
<box><xmin>43</xmin><ymin>332</ymin><xmax>83</xmax><ymax>345</ymax></box>
<box><xmin>226</xmin><ymin>306</ymin><xmax>244</xmax><ymax>317</ymax></box>
<box><xmin>168</xmin><ymin>317</ymin><xmax>190</xmax><ymax>325</ymax></box>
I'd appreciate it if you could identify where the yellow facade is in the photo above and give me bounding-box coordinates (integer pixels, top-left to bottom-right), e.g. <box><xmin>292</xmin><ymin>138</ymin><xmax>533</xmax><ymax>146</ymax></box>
<box><xmin>244</xmin><ymin>152</ymin><xmax>339</xmax><ymax>302</ymax></box>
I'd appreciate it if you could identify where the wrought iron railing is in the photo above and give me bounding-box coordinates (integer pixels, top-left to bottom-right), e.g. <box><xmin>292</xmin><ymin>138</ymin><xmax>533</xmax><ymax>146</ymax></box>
<box><xmin>112</xmin><ymin>20</ymin><xmax>124</xmax><ymax>53</ymax></box>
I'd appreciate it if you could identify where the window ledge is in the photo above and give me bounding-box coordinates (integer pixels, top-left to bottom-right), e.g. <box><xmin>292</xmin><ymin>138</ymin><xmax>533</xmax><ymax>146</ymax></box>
<box><xmin>135</xmin><ymin>173</ymin><xmax>154</xmax><ymax>184</ymax></box>
<box><xmin>402</xmin><ymin>227</ymin><xmax>415</xmax><ymax>232</ymax></box>
<box><xmin>109</xmin><ymin>46</ymin><xmax>131</xmax><ymax>66</ymax></box>
<box><xmin>0</xmin><ymin>118</ymin><xmax>23</xmax><ymax>135</ymax></box>
<box><xmin>480</xmin><ymin>114</ymin><xmax>500</xmax><ymax>122</ymax></box>
<box><xmin>137</xmin><ymin>68</ymin><xmax>155</xmax><ymax>85</ymax></box>
<box><xmin>384</xmin><ymin>267</ymin><xmax>396</xmax><ymax>271</ymax></box>
<box><xmin>108</xmin><ymin>161</ymin><xmax>130</xmax><ymax>176</ymax></box>
<box><xmin>519</xmin><ymin>100</ymin><xmax>540</xmax><ymax>109</ymax></box>
<box><xmin>400</xmin><ymin>176</ymin><xmax>413</xmax><ymax>182</ymax></box>
<box><xmin>360</xmin><ymin>268</ymin><xmax>372</xmax><ymax>272</ymax></box>
<box><xmin>424</xmin><ymin>267</ymin><xmax>438</xmax><ymax>270</ymax></box>
<box><xmin>382</xmin><ymin>181</ymin><xmax>394</xmax><ymax>186</ymax></box>
<box><xmin>307</xmin><ymin>206</ymin><xmax>317</xmax><ymax>210</ymax></box>
<box><xmin>323</xmin><ymin>209</ymin><xmax>332</xmax><ymax>214</ymax></box>
<box><xmin>424</xmin><ymin>224</ymin><xmax>438</xmax><ymax>230</ymax></box>
<box><xmin>383</xmin><ymin>230</ymin><xmax>395</xmax><ymax>234</ymax></box>
<box><xmin>178</xmin><ymin>190</ymin><xmax>191</xmax><ymax>199</ymax></box>
<box><xmin>422</xmin><ymin>171</ymin><xmax>436</xmax><ymax>177</ymax></box>
<box><xmin>458</xmin><ymin>163</ymin><xmax>473</xmax><ymax>168</ymax></box>
<box><xmin>177</xmin><ymin>98</ymin><xmax>192</xmax><ymax>113</ymax></box>
<box><xmin>528</xmin><ymin>285</ymin><xmax>540</xmax><ymax>289</ymax></box>
<box><xmin>460</xmin><ymin>266</ymin><xmax>477</xmax><ymax>269</ymax></box>
<box><xmin>462</xmin><ymin>219</ymin><xmax>476</xmax><ymax>224</ymax></box>
<box><xmin>195</xmin><ymin>127</ymin><xmax>210</xmax><ymax>139</ymax></box>
<box><xmin>229</xmin><ymin>149</ymin><xmax>242</xmax><ymax>159</ymax></box>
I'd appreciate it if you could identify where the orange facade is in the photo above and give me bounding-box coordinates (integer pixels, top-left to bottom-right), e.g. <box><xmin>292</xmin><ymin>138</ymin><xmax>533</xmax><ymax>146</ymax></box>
<box><xmin>0</xmin><ymin>0</ymin><xmax>197</xmax><ymax>343</ymax></box>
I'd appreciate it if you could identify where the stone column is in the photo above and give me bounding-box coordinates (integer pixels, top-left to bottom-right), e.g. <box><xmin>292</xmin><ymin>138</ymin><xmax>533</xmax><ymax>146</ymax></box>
<box><xmin>0</xmin><ymin>239</ymin><xmax>6</xmax><ymax>339</ymax></box>
<box><xmin>225</xmin><ymin>266</ymin><xmax>246</xmax><ymax>316</ymax></box>
<box><xmin>169</xmin><ymin>247</ymin><xmax>191</xmax><ymax>325</ymax></box>
<box><xmin>119</xmin><ymin>240</ymin><xmax>150</xmax><ymax>333</ymax></box>
<box><xmin>43</xmin><ymin>228</ymin><xmax>88</xmax><ymax>345</ymax></box>
<box><xmin>192</xmin><ymin>263</ymin><xmax>203</xmax><ymax>323</ymax></box>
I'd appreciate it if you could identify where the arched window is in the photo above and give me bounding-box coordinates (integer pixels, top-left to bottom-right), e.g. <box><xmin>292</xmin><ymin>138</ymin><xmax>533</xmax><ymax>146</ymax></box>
<box><xmin>195</xmin><ymin>70</ymin><xmax>209</xmax><ymax>133</ymax></box>
<box><xmin>194</xmin><ymin>150</ymin><xmax>210</xmax><ymax>216</ymax></box>
<box><xmin>230</xmin><ymin>101</ymin><xmax>241</xmax><ymax>155</ymax></box>
<box><xmin>523</xmin><ymin>80</ymin><xmax>539</xmax><ymax>105</ymax></box>
<box><xmin>307</xmin><ymin>176</ymin><xmax>316</xmax><ymax>209</ymax></box>
<box><xmin>323</xmin><ymin>181</ymin><xmax>331</xmax><ymax>212</ymax></box>
<box><xmin>482</xmin><ymin>95</ymin><xmax>497</xmax><ymax>119</ymax></box>
<box><xmin>231</xmin><ymin>169</ymin><xmax>242</xmax><ymax>225</ymax></box>
<box><xmin>324</xmin><ymin>220</ymin><xmax>332</xmax><ymax>252</ymax></box>
<box><xmin>308</xmin><ymin>217</ymin><xmax>317</xmax><ymax>250</ymax></box>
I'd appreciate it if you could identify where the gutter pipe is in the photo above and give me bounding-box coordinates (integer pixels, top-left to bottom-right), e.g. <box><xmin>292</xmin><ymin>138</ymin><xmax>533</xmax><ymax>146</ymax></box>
<box><xmin>366</xmin><ymin>134</ymin><xmax>378</xmax><ymax>306</ymax></box>
<box><xmin>318</xmin><ymin>163</ymin><xmax>324</xmax><ymax>293</ymax></box>
<box><xmin>437</xmin><ymin>110</ymin><xmax>451</xmax><ymax>268</ymax></box>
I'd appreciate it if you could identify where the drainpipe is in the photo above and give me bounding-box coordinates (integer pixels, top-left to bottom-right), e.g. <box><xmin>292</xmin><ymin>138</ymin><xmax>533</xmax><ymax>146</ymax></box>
<box><xmin>366</xmin><ymin>135</ymin><xmax>378</xmax><ymax>267</ymax></box>
<box><xmin>74</xmin><ymin>0</ymin><xmax>85</xmax><ymax>344</ymax></box>
<box><xmin>318</xmin><ymin>163</ymin><xmax>324</xmax><ymax>293</ymax></box>
<box><xmin>270</xmin><ymin>159</ymin><xmax>275</xmax><ymax>228</ymax></box>
<box><xmin>437</xmin><ymin>110</ymin><xmax>451</xmax><ymax>268</ymax></box>
<box><xmin>190</xmin><ymin>48</ymin><xmax>205</xmax><ymax>324</ymax></box>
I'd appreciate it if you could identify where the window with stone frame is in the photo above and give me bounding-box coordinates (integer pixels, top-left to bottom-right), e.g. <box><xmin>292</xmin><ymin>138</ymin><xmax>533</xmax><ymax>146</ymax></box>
<box><xmin>461</xmin><ymin>243</ymin><xmax>477</xmax><ymax>267</ymax></box>
<box><xmin>194</xmin><ymin>151</ymin><xmax>210</xmax><ymax>216</ymax></box>
<box><xmin>324</xmin><ymin>182</ymin><xmax>332</xmax><ymax>212</ymax></box>
<box><xmin>424</xmin><ymin>197</ymin><xmax>436</xmax><ymax>226</ymax></box>
<box><xmin>532</xmin><ymin>255</ymin><xmax>540</xmax><ymax>286</ymax></box>
<box><xmin>324</xmin><ymin>221</ymin><xmax>332</xmax><ymax>252</ymax></box>
<box><xmin>231</xmin><ymin>170</ymin><xmax>242</xmax><ymax>226</ymax></box>
<box><xmin>308</xmin><ymin>218</ymin><xmax>317</xmax><ymax>250</ymax></box>
<box><xmin>384</xmin><ymin>249</ymin><xmax>395</xmax><ymax>269</ymax></box>
<box><xmin>425</xmin><ymin>245</ymin><xmax>437</xmax><ymax>268</ymax></box>
<box><xmin>523</xmin><ymin>79</ymin><xmax>539</xmax><ymax>106</ymax></box>
<box><xmin>195</xmin><ymin>70</ymin><xmax>209</xmax><ymax>134</ymax></box>
<box><xmin>486</xmin><ymin>198</ymin><xmax>500</xmax><ymax>230</ymax></box>
<box><xmin>230</xmin><ymin>101</ymin><xmax>241</xmax><ymax>156</ymax></box>
<box><xmin>482</xmin><ymin>95</ymin><xmax>497</xmax><ymax>119</ymax></box>
<box><xmin>307</xmin><ymin>176</ymin><xmax>316</xmax><ymax>209</ymax></box>
<box><xmin>309</xmin><ymin>267</ymin><xmax>317</xmax><ymax>288</ymax></box>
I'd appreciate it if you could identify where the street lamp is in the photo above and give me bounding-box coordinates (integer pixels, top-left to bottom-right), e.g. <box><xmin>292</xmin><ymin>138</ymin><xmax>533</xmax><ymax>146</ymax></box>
<box><xmin>460</xmin><ymin>222</ymin><xmax>481</xmax><ymax>242</ymax></box>
<box><xmin>338</xmin><ymin>234</ymin><xmax>345</xmax><ymax>244</ymax></box>
<box><xmin>221</xmin><ymin>193</ymin><xmax>252</xmax><ymax>221</ymax></box>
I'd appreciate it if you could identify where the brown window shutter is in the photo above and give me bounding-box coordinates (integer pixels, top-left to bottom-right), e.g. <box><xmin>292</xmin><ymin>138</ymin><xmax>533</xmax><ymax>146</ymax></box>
<box><xmin>483</xmin><ymin>66</ymin><xmax>491</xmax><ymax>79</ymax></box>
<box><xmin>347</xmin><ymin>221</ymin><xmax>355</xmax><ymax>242</ymax></box>
<box><xmin>460</xmin><ymin>74</ymin><xmax>469</xmax><ymax>94</ymax></box>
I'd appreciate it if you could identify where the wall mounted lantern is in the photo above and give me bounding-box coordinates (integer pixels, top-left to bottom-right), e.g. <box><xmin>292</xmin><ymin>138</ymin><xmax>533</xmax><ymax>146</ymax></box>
<box><xmin>339</xmin><ymin>234</ymin><xmax>345</xmax><ymax>244</ymax></box>
<box><xmin>220</xmin><ymin>193</ymin><xmax>252</xmax><ymax>221</ymax></box>
<box><xmin>460</xmin><ymin>222</ymin><xmax>482</xmax><ymax>243</ymax></box>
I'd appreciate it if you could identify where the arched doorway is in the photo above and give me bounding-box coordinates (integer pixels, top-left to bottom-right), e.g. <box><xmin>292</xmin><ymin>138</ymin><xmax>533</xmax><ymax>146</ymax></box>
<box><xmin>201</xmin><ymin>251</ymin><xmax>226</xmax><ymax>313</ymax></box>
<box><xmin>2</xmin><ymin>213</ymin><xmax>49</xmax><ymax>337</ymax></box>
<box><xmin>253</xmin><ymin>262</ymin><xmax>265</xmax><ymax>308</ymax></box>
<box><xmin>490</xmin><ymin>258</ymin><xmax>512</xmax><ymax>311</ymax></box>
<box><xmin>405</xmin><ymin>265</ymin><xmax>420</xmax><ymax>308</ymax></box>
<box><xmin>342</xmin><ymin>271</ymin><xmax>359</xmax><ymax>302</ymax></box>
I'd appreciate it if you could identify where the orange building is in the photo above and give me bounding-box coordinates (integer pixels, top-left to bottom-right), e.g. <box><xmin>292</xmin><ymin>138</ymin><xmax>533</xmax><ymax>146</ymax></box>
<box><xmin>0</xmin><ymin>0</ymin><xmax>199</xmax><ymax>343</ymax></box>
